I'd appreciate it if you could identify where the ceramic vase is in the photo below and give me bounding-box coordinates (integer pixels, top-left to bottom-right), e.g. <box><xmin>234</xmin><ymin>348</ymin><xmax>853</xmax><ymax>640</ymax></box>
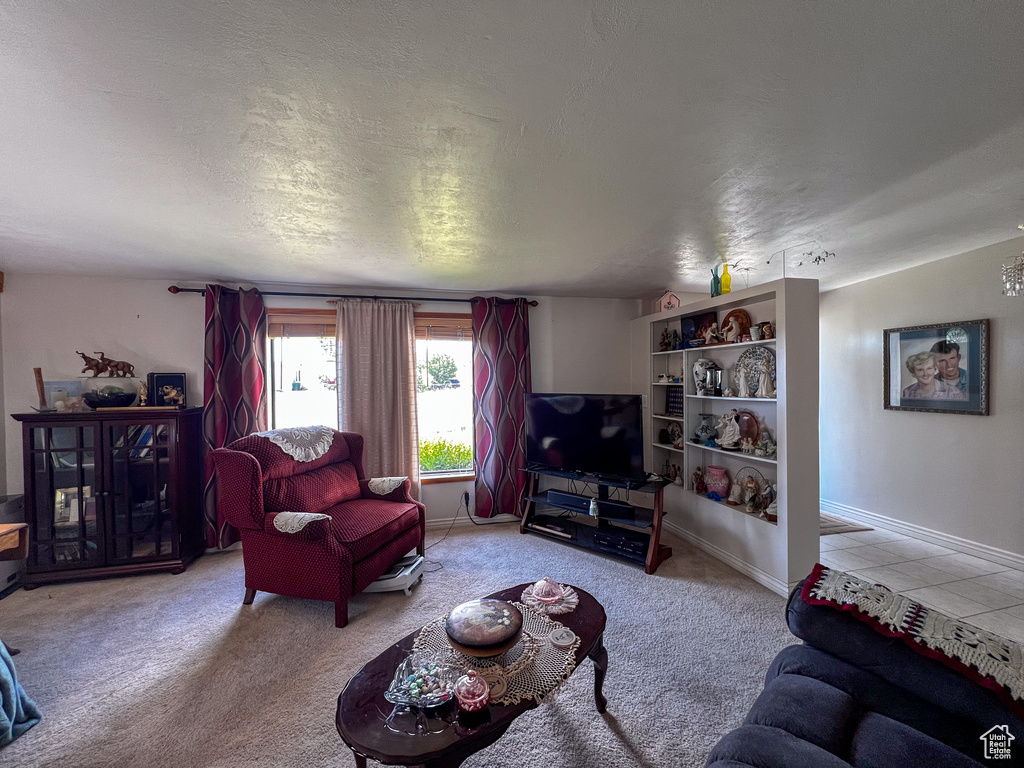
<box><xmin>705</xmin><ymin>465</ymin><xmax>730</xmax><ymax>498</ymax></box>
<box><xmin>693</xmin><ymin>413</ymin><xmax>717</xmax><ymax>443</ymax></box>
<box><xmin>693</xmin><ymin>358</ymin><xmax>719</xmax><ymax>395</ymax></box>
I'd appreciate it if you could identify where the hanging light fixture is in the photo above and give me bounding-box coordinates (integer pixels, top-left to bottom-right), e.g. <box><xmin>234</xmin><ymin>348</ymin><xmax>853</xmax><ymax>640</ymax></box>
<box><xmin>1004</xmin><ymin>226</ymin><xmax>1024</xmax><ymax>297</ymax></box>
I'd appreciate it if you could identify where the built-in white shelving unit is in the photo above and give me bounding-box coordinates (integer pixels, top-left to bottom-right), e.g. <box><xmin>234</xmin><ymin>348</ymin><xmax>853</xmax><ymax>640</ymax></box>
<box><xmin>629</xmin><ymin>278</ymin><xmax>819</xmax><ymax>595</ymax></box>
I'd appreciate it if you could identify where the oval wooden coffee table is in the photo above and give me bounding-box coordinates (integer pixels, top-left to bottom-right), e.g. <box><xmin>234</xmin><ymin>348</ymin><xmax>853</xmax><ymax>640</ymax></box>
<box><xmin>336</xmin><ymin>583</ymin><xmax>607</xmax><ymax>767</ymax></box>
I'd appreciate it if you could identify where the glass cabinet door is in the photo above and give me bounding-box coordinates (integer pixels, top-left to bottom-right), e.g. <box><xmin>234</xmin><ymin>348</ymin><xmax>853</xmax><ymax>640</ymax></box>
<box><xmin>28</xmin><ymin>424</ymin><xmax>103</xmax><ymax>569</ymax></box>
<box><xmin>105</xmin><ymin>420</ymin><xmax>178</xmax><ymax>562</ymax></box>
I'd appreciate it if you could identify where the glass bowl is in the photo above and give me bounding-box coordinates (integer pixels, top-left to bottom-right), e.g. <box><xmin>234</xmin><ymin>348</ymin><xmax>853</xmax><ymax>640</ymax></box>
<box><xmin>385</xmin><ymin>651</ymin><xmax>457</xmax><ymax>708</ymax></box>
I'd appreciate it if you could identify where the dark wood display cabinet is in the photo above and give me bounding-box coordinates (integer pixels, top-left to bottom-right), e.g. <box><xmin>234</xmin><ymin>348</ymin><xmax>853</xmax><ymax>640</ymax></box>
<box><xmin>12</xmin><ymin>408</ymin><xmax>204</xmax><ymax>587</ymax></box>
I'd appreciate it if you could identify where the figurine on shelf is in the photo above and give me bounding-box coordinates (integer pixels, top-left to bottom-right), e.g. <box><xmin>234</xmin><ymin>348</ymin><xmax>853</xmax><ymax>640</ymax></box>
<box><xmin>138</xmin><ymin>381</ymin><xmax>148</xmax><ymax>407</ymax></box>
<box><xmin>724</xmin><ymin>315</ymin><xmax>744</xmax><ymax>343</ymax></box>
<box><xmin>704</xmin><ymin>322</ymin><xmax>723</xmax><ymax>345</ymax></box>
<box><xmin>692</xmin><ymin>466</ymin><xmax>707</xmax><ymax>495</ymax></box>
<box><xmin>97</xmin><ymin>353</ymin><xmax>135</xmax><ymax>377</ymax></box>
<box><xmin>669</xmin><ymin>329</ymin><xmax>681</xmax><ymax>350</ymax></box>
<box><xmin>659</xmin><ymin>328</ymin><xmax>672</xmax><ymax>352</ymax></box>
<box><xmin>716</xmin><ymin>410</ymin><xmax>741</xmax><ymax>449</ymax></box>
<box><xmin>742</xmin><ymin>475</ymin><xmax>760</xmax><ymax>505</ymax></box>
<box><xmin>740</xmin><ymin>437</ymin><xmax>755</xmax><ymax>454</ymax></box>
<box><xmin>727</xmin><ymin>481</ymin><xmax>743</xmax><ymax>506</ymax></box>
<box><xmin>77</xmin><ymin>351</ymin><xmax>107</xmax><ymax>377</ymax></box>
<box><xmin>756</xmin><ymin>355</ymin><xmax>776</xmax><ymax>398</ymax></box>
<box><xmin>736</xmin><ymin>364</ymin><xmax>749</xmax><ymax>399</ymax></box>
<box><xmin>762</xmin><ymin>322</ymin><xmax>775</xmax><ymax>340</ymax></box>
<box><xmin>764</xmin><ymin>484</ymin><xmax>778</xmax><ymax>521</ymax></box>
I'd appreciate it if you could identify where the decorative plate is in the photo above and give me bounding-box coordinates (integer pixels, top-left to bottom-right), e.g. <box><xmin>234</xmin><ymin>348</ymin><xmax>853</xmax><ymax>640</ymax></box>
<box><xmin>735</xmin><ymin>346</ymin><xmax>776</xmax><ymax>397</ymax></box>
<box><xmin>667</xmin><ymin>421</ymin><xmax>684</xmax><ymax>443</ymax></box>
<box><xmin>735</xmin><ymin>410</ymin><xmax>760</xmax><ymax>444</ymax></box>
<box><xmin>445</xmin><ymin>599</ymin><xmax>524</xmax><ymax>657</ymax></box>
<box><xmin>722</xmin><ymin>309</ymin><xmax>752</xmax><ymax>339</ymax></box>
<box><xmin>735</xmin><ymin>466</ymin><xmax>767</xmax><ymax>495</ymax></box>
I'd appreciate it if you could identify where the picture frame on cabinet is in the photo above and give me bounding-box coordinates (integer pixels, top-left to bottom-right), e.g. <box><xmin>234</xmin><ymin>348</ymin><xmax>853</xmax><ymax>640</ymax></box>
<box><xmin>147</xmin><ymin>372</ymin><xmax>187</xmax><ymax>407</ymax></box>
<box><xmin>883</xmin><ymin>319</ymin><xmax>988</xmax><ymax>415</ymax></box>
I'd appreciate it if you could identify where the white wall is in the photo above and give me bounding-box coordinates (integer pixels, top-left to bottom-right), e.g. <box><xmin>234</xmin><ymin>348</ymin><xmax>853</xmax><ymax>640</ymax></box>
<box><xmin>820</xmin><ymin>236</ymin><xmax>1024</xmax><ymax>554</ymax></box>
<box><xmin>1</xmin><ymin>275</ymin><xmax>206</xmax><ymax>494</ymax></box>
<box><xmin>531</xmin><ymin>297</ymin><xmax>639</xmax><ymax>394</ymax></box>
<box><xmin>0</xmin><ymin>276</ymin><xmax>639</xmax><ymax>522</ymax></box>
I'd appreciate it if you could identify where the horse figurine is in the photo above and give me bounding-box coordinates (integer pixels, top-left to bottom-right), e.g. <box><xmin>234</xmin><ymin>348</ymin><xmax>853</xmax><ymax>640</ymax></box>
<box><xmin>78</xmin><ymin>351</ymin><xmax>107</xmax><ymax>377</ymax></box>
<box><xmin>97</xmin><ymin>353</ymin><xmax>135</xmax><ymax>378</ymax></box>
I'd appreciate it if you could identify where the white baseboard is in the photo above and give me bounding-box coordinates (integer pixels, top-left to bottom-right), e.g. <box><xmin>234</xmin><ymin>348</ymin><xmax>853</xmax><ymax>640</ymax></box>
<box><xmin>820</xmin><ymin>499</ymin><xmax>1024</xmax><ymax>572</ymax></box>
<box><xmin>662</xmin><ymin>519</ymin><xmax>791</xmax><ymax>597</ymax></box>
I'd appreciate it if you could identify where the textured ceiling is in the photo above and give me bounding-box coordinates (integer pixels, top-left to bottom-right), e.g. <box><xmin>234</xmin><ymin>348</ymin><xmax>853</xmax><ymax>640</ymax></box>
<box><xmin>0</xmin><ymin>1</ymin><xmax>1022</xmax><ymax>297</ymax></box>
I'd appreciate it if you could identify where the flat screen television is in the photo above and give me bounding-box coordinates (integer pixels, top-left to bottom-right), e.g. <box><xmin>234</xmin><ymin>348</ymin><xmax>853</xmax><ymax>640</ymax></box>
<box><xmin>525</xmin><ymin>393</ymin><xmax>645</xmax><ymax>481</ymax></box>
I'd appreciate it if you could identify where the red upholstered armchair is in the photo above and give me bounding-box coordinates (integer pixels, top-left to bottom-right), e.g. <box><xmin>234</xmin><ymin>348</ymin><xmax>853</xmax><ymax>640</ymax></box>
<box><xmin>211</xmin><ymin>428</ymin><xmax>425</xmax><ymax>627</ymax></box>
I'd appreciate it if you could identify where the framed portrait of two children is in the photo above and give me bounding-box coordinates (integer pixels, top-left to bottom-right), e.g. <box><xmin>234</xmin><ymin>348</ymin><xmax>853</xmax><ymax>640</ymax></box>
<box><xmin>883</xmin><ymin>319</ymin><xmax>988</xmax><ymax>415</ymax></box>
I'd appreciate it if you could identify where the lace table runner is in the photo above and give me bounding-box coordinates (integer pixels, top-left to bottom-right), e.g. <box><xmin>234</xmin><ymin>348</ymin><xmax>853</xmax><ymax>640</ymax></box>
<box><xmin>412</xmin><ymin>601</ymin><xmax>581</xmax><ymax>706</ymax></box>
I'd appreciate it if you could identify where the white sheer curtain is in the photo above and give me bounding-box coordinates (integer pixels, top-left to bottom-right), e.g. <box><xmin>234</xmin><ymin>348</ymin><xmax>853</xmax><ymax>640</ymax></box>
<box><xmin>335</xmin><ymin>299</ymin><xmax>419</xmax><ymax>497</ymax></box>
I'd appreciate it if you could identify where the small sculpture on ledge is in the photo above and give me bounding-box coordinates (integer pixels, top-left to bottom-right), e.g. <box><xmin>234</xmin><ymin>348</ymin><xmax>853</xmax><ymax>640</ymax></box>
<box><xmin>703</xmin><ymin>322</ymin><xmax>723</xmax><ymax>345</ymax></box>
<box><xmin>78</xmin><ymin>351</ymin><xmax>105</xmax><ymax>377</ymax></box>
<box><xmin>692</xmin><ymin>466</ymin><xmax>707</xmax><ymax>495</ymax></box>
<box><xmin>77</xmin><ymin>351</ymin><xmax>135</xmax><ymax>378</ymax></box>
<box><xmin>715</xmin><ymin>409</ymin><xmax>741</xmax><ymax>450</ymax></box>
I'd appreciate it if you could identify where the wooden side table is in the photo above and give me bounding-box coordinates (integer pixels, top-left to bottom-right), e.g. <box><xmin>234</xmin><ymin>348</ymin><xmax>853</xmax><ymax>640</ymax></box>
<box><xmin>0</xmin><ymin>522</ymin><xmax>29</xmax><ymax>562</ymax></box>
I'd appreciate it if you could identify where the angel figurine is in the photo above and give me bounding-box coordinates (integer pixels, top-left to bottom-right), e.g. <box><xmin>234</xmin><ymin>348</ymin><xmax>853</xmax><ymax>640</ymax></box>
<box><xmin>756</xmin><ymin>355</ymin><xmax>776</xmax><ymax>398</ymax></box>
<box><xmin>736</xmin><ymin>364</ymin><xmax>749</xmax><ymax>398</ymax></box>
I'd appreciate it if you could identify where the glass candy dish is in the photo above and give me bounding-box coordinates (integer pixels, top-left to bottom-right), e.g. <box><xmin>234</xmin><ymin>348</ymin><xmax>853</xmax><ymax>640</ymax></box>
<box><xmin>385</xmin><ymin>651</ymin><xmax>457</xmax><ymax>708</ymax></box>
<box><xmin>531</xmin><ymin>577</ymin><xmax>565</xmax><ymax>604</ymax></box>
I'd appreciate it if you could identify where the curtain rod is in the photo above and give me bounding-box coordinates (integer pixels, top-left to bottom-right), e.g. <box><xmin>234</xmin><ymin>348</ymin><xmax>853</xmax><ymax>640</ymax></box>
<box><xmin>167</xmin><ymin>285</ymin><xmax>538</xmax><ymax>306</ymax></box>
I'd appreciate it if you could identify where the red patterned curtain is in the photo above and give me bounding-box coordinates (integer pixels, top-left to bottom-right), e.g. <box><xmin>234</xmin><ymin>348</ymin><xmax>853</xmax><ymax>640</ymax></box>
<box><xmin>471</xmin><ymin>297</ymin><xmax>532</xmax><ymax>518</ymax></box>
<box><xmin>203</xmin><ymin>285</ymin><xmax>268</xmax><ymax>548</ymax></box>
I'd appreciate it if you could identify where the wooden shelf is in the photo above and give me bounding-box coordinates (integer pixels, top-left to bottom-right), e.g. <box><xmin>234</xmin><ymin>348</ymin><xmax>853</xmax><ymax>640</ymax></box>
<box><xmin>685</xmin><ymin>442</ymin><xmax>777</xmax><ymax>465</ymax></box>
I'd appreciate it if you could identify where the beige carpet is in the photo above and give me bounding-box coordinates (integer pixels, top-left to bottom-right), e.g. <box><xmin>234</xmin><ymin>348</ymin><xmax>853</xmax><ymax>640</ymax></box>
<box><xmin>0</xmin><ymin>526</ymin><xmax>795</xmax><ymax>768</ymax></box>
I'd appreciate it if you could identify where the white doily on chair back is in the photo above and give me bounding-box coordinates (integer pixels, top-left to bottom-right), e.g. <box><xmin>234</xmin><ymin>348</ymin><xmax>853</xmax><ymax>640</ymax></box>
<box><xmin>255</xmin><ymin>426</ymin><xmax>335</xmax><ymax>462</ymax></box>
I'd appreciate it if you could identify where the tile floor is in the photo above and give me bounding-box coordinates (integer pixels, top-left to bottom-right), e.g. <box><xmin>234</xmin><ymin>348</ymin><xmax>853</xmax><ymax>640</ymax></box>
<box><xmin>819</xmin><ymin>526</ymin><xmax>1024</xmax><ymax>643</ymax></box>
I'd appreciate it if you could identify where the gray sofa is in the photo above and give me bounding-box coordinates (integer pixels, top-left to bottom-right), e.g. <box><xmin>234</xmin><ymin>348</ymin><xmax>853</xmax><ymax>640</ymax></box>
<box><xmin>706</xmin><ymin>578</ymin><xmax>1024</xmax><ymax>767</ymax></box>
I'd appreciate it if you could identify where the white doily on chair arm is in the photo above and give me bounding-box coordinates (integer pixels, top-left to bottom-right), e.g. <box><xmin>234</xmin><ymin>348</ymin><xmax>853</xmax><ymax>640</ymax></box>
<box><xmin>270</xmin><ymin>511</ymin><xmax>331</xmax><ymax>534</ymax></box>
<box><xmin>367</xmin><ymin>476</ymin><xmax>408</xmax><ymax>496</ymax></box>
<box><xmin>255</xmin><ymin>426</ymin><xmax>335</xmax><ymax>462</ymax></box>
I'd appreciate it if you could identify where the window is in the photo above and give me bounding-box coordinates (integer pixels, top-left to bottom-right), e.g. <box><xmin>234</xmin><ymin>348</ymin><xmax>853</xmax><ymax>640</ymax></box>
<box><xmin>267</xmin><ymin>309</ymin><xmax>339</xmax><ymax>430</ymax></box>
<box><xmin>415</xmin><ymin>313</ymin><xmax>475</xmax><ymax>480</ymax></box>
<box><xmin>265</xmin><ymin>309</ymin><xmax>475</xmax><ymax>480</ymax></box>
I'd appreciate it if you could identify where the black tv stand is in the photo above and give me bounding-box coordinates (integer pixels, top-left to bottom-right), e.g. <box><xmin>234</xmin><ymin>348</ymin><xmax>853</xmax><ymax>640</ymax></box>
<box><xmin>520</xmin><ymin>468</ymin><xmax>671</xmax><ymax>574</ymax></box>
